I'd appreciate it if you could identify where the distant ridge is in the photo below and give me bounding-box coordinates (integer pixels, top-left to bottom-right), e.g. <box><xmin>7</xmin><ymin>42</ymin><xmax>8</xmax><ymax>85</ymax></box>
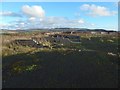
<box><xmin>1</xmin><ymin>28</ymin><xmax>117</xmax><ymax>32</ymax></box>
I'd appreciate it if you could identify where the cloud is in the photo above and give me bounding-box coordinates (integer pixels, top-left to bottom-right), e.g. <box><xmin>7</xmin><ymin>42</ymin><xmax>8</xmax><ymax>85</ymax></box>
<box><xmin>38</xmin><ymin>17</ymin><xmax>85</xmax><ymax>28</ymax></box>
<box><xmin>22</xmin><ymin>5</ymin><xmax>45</xmax><ymax>18</ymax></box>
<box><xmin>0</xmin><ymin>11</ymin><xmax>22</xmax><ymax>17</ymax></box>
<box><xmin>78</xmin><ymin>19</ymin><xmax>84</xmax><ymax>24</ymax></box>
<box><xmin>91</xmin><ymin>23</ymin><xmax>95</xmax><ymax>26</ymax></box>
<box><xmin>2</xmin><ymin>17</ymin><xmax>87</xmax><ymax>30</ymax></box>
<box><xmin>28</xmin><ymin>17</ymin><xmax>36</xmax><ymax>21</ymax></box>
<box><xmin>0</xmin><ymin>23</ymin><xmax>12</xmax><ymax>29</ymax></box>
<box><xmin>80</xmin><ymin>4</ymin><xmax>117</xmax><ymax>16</ymax></box>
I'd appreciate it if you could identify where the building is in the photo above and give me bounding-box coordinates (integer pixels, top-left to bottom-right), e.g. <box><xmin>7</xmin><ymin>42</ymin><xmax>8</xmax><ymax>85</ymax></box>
<box><xmin>45</xmin><ymin>34</ymin><xmax>81</xmax><ymax>45</ymax></box>
<box><xmin>14</xmin><ymin>39</ymin><xmax>42</xmax><ymax>48</ymax></box>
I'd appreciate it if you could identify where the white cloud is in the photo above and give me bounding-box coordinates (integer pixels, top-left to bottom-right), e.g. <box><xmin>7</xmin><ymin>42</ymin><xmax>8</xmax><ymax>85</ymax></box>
<box><xmin>80</xmin><ymin>4</ymin><xmax>117</xmax><ymax>16</ymax></box>
<box><xmin>28</xmin><ymin>17</ymin><xmax>36</xmax><ymax>22</ymax></box>
<box><xmin>3</xmin><ymin>17</ymin><xmax>86</xmax><ymax>29</ymax></box>
<box><xmin>39</xmin><ymin>17</ymin><xmax>85</xmax><ymax>28</ymax></box>
<box><xmin>0</xmin><ymin>23</ymin><xmax>12</xmax><ymax>29</ymax></box>
<box><xmin>78</xmin><ymin>19</ymin><xmax>84</xmax><ymax>24</ymax></box>
<box><xmin>0</xmin><ymin>23</ymin><xmax>8</xmax><ymax>27</ymax></box>
<box><xmin>0</xmin><ymin>11</ymin><xmax>22</xmax><ymax>17</ymax></box>
<box><xmin>91</xmin><ymin>23</ymin><xmax>95</xmax><ymax>26</ymax></box>
<box><xmin>80</xmin><ymin>4</ymin><xmax>90</xmax><ymax>11</ymax></box>
<box><xmin>20</xmin><ymin>22</ymin><xmax>25</xmax><ymax>25</ymax></box>
<box><xmin>22</xmin><ymin>5</ymin><xmax>45</xmax><ymax>18</ymax></box>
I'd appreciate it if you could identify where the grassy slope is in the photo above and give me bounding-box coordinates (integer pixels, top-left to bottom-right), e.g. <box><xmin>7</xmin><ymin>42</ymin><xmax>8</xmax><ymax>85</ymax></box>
<box><xmin>3</xmin><ymin>50</ymin><xmax>118</xmax><ymax>88</ymax></box>
<box><xmin>2</xmin><ymin>34</ymin><xmax>119</xmax><ymax>88</ymax></box>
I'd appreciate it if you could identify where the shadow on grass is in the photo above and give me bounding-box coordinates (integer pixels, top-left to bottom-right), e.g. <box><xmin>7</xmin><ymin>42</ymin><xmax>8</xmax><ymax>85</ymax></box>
<box><xmin>2</xmin><ymin>50</ymin><xmax>118</xmax><ymax>88</ymax></box>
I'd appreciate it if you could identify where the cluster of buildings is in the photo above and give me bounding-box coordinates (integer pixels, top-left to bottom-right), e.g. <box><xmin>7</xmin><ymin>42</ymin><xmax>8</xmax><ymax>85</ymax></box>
<box><xmin>12</xmin><ymin>28</ymin><xmax>119</xmax><ymax>48</ymax></box>
<box><xmin>61</xmin><ymin>30</ymin><xmax>118</xmax><ymax>35</ymax></box>
<box><xmin>14</xmin><ymin>33</ymin><xmax>81</xmax><ymax>48</ymax></box>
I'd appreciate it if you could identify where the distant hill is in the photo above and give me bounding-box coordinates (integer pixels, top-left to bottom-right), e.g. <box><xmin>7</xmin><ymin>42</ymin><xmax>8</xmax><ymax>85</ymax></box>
<box><xmin>1</xmin><ymin>28</ymin><xmax>117</xmax><ymax>33</ymax></box>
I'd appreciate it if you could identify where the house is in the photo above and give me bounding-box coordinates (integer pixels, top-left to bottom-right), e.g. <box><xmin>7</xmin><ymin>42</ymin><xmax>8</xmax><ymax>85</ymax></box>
<box><xmin>45</xmin><ymin>34</ymin><xmax>81</xmax><ymax>45</ymax></box>
<box><xmin>14</xmin><ymin>39</ymin><xmax>42</xmax><ymax>48</ymax></box>
<box><xmin>100</xmin><ymin>32</ymin><xmax>108</xmax><ymax>34</ymax></box>
<box><xmin>108</xmin><ymin>31</ymin><xmax>117</xmax><ymax>35</ymax></box>
<box><xmin>30</xmin><ymin>34</ymin><xmax>81</xmax><ymax>48</ymax></box>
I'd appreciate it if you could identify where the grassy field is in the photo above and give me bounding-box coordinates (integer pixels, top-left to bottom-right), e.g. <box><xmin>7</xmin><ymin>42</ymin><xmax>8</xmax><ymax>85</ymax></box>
<box><xmin>2</xmin><ymin>33</ymin><xmax>119</xmax><ymax>88</ymax></box>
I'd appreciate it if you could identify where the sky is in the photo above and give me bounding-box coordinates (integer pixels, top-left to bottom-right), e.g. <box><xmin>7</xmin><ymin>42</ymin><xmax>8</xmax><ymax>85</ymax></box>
<box><xmin>0</xmin><ymin>2</ymin><xmax>118</xmax><ymax>30</ymax></box>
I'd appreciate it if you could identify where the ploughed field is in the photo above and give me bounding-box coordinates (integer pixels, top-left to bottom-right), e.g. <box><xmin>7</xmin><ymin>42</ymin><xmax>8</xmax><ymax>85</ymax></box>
<box><xmin>2</xmin><ymin>34</ymin><xmax>119</xmax><ymax>88</ymax></box>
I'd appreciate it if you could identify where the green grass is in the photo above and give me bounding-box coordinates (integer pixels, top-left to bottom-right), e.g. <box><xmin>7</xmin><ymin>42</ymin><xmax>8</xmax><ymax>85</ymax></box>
<box><xmin>2</xmin><ymin>34</ymin><xmax>119</xmax><ymax>88</ymax></box>
<box><xmin>3</xmin><ymin>50</ymin><xmax>118</xmax><ymax>88</ymax></box>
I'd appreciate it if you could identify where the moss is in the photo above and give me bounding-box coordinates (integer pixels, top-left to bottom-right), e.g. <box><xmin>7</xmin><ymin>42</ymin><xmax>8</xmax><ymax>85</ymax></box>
<box><xmin>107</xmin><ymin>39</ymin><xmax>114</xmax><ymax>43</ymax></box>
<box><xmin>12</xmin><ymin>64</ymin><xmax>38</xmax><ymax>74</ymax></box>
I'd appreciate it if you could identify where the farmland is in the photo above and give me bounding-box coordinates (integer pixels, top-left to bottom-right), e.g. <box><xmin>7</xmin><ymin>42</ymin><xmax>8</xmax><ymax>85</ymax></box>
<box><xmin>2</xmin><ymin>31</ymin><xmax>119</xmax><ymax>88</ymax></box>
